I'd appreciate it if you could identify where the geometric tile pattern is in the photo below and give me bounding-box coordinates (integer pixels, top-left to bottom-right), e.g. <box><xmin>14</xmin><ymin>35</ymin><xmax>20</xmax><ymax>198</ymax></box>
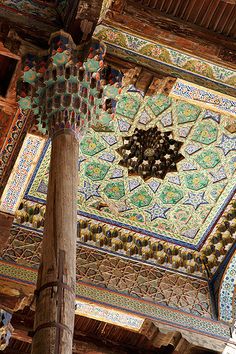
<box><xmin>0</xmin><ymin>258</ymin><xmax>230</xmax><ymax>340</ymax></box>
<box><xmin>24</xmin><ymin>90</ymin><xmax>236</xmax><ymax>247</ymax></box>
<box><xmin>1</xmin><ymin>225</ymin><xmax>42</xmax><ymax>269</ymax></box>
<box><xmin>77</xmin><ymin>247</ymin><xmax>212</xmax><ymax>318</ymax></box>
<box><xmin>1</xmin><ymin>224</ymin><xmax>212</xmax><ymax>319</ymax></box>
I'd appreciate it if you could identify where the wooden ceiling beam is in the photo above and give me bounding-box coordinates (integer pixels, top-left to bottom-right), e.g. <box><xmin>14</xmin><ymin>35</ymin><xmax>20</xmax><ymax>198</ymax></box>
<box><xmin>185</xmin><ymin>0</ymin><xmax>198</xmax><ymax>21</ymax></box>
<box><xmin>205</xmin><ymin>0</ymin><xmax>221</xmax><ymax>28</ymax></box>
<box><xmin>172</xmin><ymin>0</ymin><xmax>182</xmax><ymax>16</ymax></box>
<box><xmin>213</xmin><ymin>2</ymin><xmax>228</xmax><ymax>31</ymax></box>
<box><xmin>221</xmin><ymin>3</ymin><xmax>235</xmax><ymax>33</ymax></box>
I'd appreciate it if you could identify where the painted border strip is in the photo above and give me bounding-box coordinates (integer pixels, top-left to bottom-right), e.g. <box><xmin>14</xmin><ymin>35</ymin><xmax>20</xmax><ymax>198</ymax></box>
<box><xmin>170</xmin><ymin>79</ymin><xmax>236</xmax><ymax>117</ymax></box>
<box><xmin>0</xmin><ymin>133</ymin><xmax>46</xmax><ymax>214</ymax></box>
<box><xmin>0</xmin><ymin>260</ymin><xmax>230</xmax><ymax>339</ymax></box>
<box><xmin>75</xmin><ymin>299</ymin><xmax>144</xmax><ymax>331</ymax></box>
<box><xmin>94</xmin><ymin>24</ymin><xmax>236</xmax><ymax>93</ymax></box>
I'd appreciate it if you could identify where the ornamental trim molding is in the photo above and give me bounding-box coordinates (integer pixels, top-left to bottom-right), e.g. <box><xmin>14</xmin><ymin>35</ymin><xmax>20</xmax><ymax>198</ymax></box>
<box><xmin>0</xmin><ymin>259</ymin><xmax>231</xmax><ymax>340</ymax></box>
<box><xmin>94</xmin><ymin>24</ymin><xmax>236</xmax><ymax>95</ymax></box>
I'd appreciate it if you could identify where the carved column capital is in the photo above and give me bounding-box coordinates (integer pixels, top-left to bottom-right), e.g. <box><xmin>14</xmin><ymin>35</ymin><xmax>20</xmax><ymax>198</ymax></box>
<box><xmin>17</xmin><ymin>30</ymin><xmax>122</xmax><ymax>138</ymax></box>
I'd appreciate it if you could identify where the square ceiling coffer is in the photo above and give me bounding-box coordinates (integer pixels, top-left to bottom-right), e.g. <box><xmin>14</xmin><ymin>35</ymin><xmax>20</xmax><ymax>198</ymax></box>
<box><xmin>0</xmin><ymin>54</ymin><xmax>17</xmax><ymax>97</ymax></box>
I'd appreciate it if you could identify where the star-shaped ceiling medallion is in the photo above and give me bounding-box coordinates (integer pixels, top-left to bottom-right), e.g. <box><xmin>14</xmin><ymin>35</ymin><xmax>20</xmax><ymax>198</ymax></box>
<box><xmin>117</xmin><ymin>127</ymin><xmax>184</xmax><ymax>181</ymax></box>
<box><xmin>183</xmin><ymin>192</ymin><xmax>208</xmax><ymax>210</ymax></box>
<box><xmin>146</xmin><ymin>203</ymin><xmax>170</xmax><ymax>221</ymax></box>
<box><xmin>79</xmin><ymin>181</ymin><xmax>100</xmax><ymax>201</ymax></box>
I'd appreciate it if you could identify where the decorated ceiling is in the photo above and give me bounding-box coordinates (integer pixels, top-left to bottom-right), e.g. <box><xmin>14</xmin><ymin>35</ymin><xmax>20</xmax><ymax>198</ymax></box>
<box><xmin>21</xmin><ymin>84</ymin><xmax>236</xmax><ymax>249</ymax></box>
<box><xmin>1</xmin><ymin>78</ymin><xmax>235</xmax><ymax>284</ymax></box>
<box><xmin>1</xmin><ymin>1</ymin><xmax>236</xmax><ymax>351</ymax></box>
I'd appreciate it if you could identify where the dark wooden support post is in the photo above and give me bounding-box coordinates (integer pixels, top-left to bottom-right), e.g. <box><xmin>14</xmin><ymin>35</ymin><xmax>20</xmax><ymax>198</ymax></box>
<box><xmin>18</xmin><ymin>30</ymin><xmax>113</xmax><ymax>354</ymax></box>
<box><xmin>31</xmin><ymin>128</ymin><xmax>78</xmax><ymax>354</ymax></box>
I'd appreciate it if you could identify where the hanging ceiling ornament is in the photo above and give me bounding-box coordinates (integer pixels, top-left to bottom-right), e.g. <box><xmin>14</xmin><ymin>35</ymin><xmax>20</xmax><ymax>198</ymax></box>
<box><xmin>117</xmin><ymin>126</ymin><xmax>184</xmax><ymax>181</ymax></box>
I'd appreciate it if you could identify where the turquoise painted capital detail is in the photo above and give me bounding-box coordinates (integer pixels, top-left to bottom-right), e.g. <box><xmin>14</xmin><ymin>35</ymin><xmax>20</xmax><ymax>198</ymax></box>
<box><xmin>17</xmin><ymin>30</ymin><xmax>122</xmax><ymax>136</ymax></box>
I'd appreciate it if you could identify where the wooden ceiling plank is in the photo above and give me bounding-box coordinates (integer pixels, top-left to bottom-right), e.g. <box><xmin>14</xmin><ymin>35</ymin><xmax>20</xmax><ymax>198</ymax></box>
<box><xmin>152</xmin><ymin>0</ymin><xmax>159</xmax><ymax>8</ymax></box>
<box><xmin>213</xmin><ymin>2</ymin><xmax>228</xmax><ymax>31</ymax></box>
<box><xmin>181</xmin><ymin>0</ymin><xmax>191</xmax><ymax>19</ymax></box>
<box><xmin>205</xmin><ymin>0</ymin><xmax>221</xmax><ymax>28</ymax></box>
<box><xmin>172</xmin><ymin>0</ymin><xmax>182</xmax><ymax>16</ymax></box>
<box><xmin>185</xmin><ymin>0</ymin><xmax>198</xmax><ymax>21</ymax></box>
<box><xmin>226</xmin><ymin>7</ymin><xmax>236</xmax><ymax>35</ymax></box>
<box><xmin>160</xmin><ymin>0</ymin><xmax>167</xmax><ymax>11</ymax></box>
<box><xmin>220</xmin><ymin>3</ymin><xmax>235</xmax><ymax>33</ymax></box>
<box><xmin>193</xmin><ymin>0</ymin><xmax>207</xmax><ymax>23</ymax></box>
<box><xmin>166</xmin><ymin>0</ymin><xmax>174</xmax><ymax>14</ymax></box>
<box><xmin>199</xmin><ymin>0</ymin><xmax>216</xmax><ymax>27</ymax></box>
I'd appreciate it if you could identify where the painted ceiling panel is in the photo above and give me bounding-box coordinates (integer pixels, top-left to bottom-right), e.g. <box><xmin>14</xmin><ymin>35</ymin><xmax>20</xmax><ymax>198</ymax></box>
<box><xmin>24</xmin><ymin>89</ymin><xmax>236</xmax><ymax>248</ymax></box>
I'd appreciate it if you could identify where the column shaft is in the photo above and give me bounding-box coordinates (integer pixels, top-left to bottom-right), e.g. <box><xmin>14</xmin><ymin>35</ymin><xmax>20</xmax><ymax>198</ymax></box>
<box><xmin>31</xmin><ymin>130</ymin><xmax>78</xmax><ymax>354</ymax></box>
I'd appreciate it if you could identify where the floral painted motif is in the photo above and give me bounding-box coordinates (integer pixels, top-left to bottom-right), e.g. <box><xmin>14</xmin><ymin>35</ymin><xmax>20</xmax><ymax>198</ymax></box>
<box><xmin>147</xmin><ymin>94</ymin><xmax>171</xmax><ymax>116</ymax></box>
<box><xmin>130</xmin><ymin>187</ymin><xmax>152</xmax><ymax>208</ymax></box>
<box><xmin>195</xmin><ymin>150</ymin><xmax>221</xmax><ymax>169</ymax></box>
<box><xmin>116</xmin><ymin>94</ymin><xmax>140</xmax><ymax>119</ymax></box>
<box><xmin>176</xmin><ymin>102</ymin><xmax>201</xmax><ymax>124</ymax></box>
<box><xmin>160</xmin><ymin>186</ymin><xmax>183</xmax><ymax>204</ymax></box>
<box><xmin>80</xmin><ymin>136</ymin><xmax>106</xmax><ymax>156</ymax></box>
<box><xmin>103</xmin><ymin>181</ymin><xmax>125</xmax><ymax>200</ymax></box>
<box><xmin>185</xmin><ymin>173</ymin><xmax>208</xmax><ymax>191</ymax></box>
<box><xmin>123</xmin><ymin>212</ymin><xmax>144</xmax><ymax>223</ymax></box>
<box><xmin>173</xmin><ymin>207</ymin><xmax>191</xmax><ymax>223</ymax></box>
<box><xmin>84</xmin><ymin>162</ymin><xmax>110</xmax><ymax>181</ymax></box>
<box><xmin>192</xmin><ymin>123</ymin><xmax>218</xmax><ymax>145</ymax></box>
<box><xmin>183</xmin><ymin>60</ymin><xmax>214</xmax><ymax>78</ymax></box>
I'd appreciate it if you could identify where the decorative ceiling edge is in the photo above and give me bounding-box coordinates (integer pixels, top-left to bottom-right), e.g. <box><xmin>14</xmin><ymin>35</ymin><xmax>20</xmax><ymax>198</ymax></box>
<box><xmin>0</xmin><ymin>133</ymin><xmax>46</xmax><ymax>214</ymax></box>
<box><xmin>0</xmin><ymin>259</ymin><xmax>230</xmax><ymax>341</ymax></box>
<box><xmin>0</xmin><ymin>110</ymin><xmax>31</xmax><ymax>197</ymax></box>
<box><xmin>170</xmin><ymin>79</ymin><xmax>236</xmax><ymax>117</ymax></box>
<box><xmin>218</xmin><ymin>249</ymin><xmax>236</xmax><ymax>323</ymax></box>
<box><xmin>94</xmin><ymin>24</ymin><xmax>236</xmax><ymax>96</ymax></box>
<box><xmin>13</xmin><ymin>194</ymin><xmax>236</xmax><ymax>279</ymax></box>
<box><xmin>75</xmin><ymin>299</ymin><xmax>144</xmax><ymax>331</ymax></box>
<box><xmin>2</xmin><ymin>224</ymin><xmax>214</xmax><ymax>319</ymax></box>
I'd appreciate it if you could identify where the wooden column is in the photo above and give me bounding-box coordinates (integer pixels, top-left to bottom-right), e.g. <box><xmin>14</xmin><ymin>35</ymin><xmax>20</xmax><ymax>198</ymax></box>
<box><xmin>17</xmin><ymin>30</ymin><xmax>111</xmax><ymax>353</ymax></box>
<box><xmin>31</xmin><ymin>128</ymin><xmax>78</xmax><ymax>354</ymax></box>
